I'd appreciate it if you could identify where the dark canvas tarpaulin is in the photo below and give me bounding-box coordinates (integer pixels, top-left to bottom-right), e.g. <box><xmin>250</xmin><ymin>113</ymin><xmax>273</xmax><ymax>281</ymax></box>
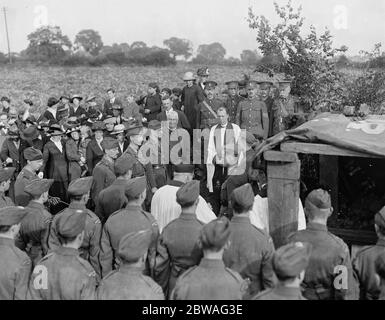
<box><xmin>256</xmin><ymin>113</ymin><xmax>385</xmax><ymax>157</ymax></box>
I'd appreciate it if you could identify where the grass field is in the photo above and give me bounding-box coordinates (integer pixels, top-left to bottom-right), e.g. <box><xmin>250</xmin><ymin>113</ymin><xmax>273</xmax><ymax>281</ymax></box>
<box><xmin>0</xmin><ymin>64</ymin><xmax>252</xmax><ymax>114</ymax></box>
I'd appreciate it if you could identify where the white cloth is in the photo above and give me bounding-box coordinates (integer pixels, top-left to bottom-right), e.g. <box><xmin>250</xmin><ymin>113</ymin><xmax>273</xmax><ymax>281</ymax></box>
<box><xmin>96</xmin><ymin>137</ymin><xmax>103</xmax><ymax>151</ymax></box>
<box><xmin>150</xmin><ymin>184</ymin><xmax>216</xmax><ymax>233</ymax></box>
<box><xmin>50</xmin><ymin>138</ymin><xmax>63</xmax><ymax>153</ymax></box>
<box><xmin>46</xmin><ymin>107</ymin><xmax>57</xmax><ymax>119</ymax></box>
<box><xmin>249</xmin><ymin>195</ymin><xmax>306</xmax><ymax>234</ymax></box>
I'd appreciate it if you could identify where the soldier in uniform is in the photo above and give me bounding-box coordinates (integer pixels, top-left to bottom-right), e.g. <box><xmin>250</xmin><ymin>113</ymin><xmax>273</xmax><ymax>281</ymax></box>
<box><xmin>154</xmin><ymin>180</ymin><xmax>204</xmax><ymax>298</ymax></box>
<box><xmin>16</xmin><ymin>178</ymin><xmax>53</xmax><ymax>266</ymax></box>
<box><xmin>171</xmin><ymin>217</ymin><xmax>247</xmax><ymax>300</ymax></box>
<box><xmin>0</xmin><ymin>206</ymin><xmax>31</xmax><ymax>300</ymax></box>
<box><xmin>288</xmin><ymin>189</ymin><xmax>358</xmax><ymax>300</ymax></box>
<box><xmin>223</xmin><ymin>183</ymin><xmax>276</xmax><ymax>299</ymax></box>
<box><xmin>97</xmin><ymin>230</ymin><xmax>164</xmax><ymax>300</ymax></box>
<box><xmin>0</xmin><ymin>167</ymin><xmax>15</xmax><ymax>207</ymax></box>
<box><xmin>236</xmin><ymin>80</ymin><xmax>269</xmax><ymax>140</ymax></box>
<box><xmin>253</xmin><ymin>242</ymin><xmax>312</xmax><ymax>300</ymax></box>
<box><xmin>353</xmin><ymin>206</ymin><xmax>385</xmax><ymax>300</ymax></box>
<box><xmin>49</xmin><ymin>177</ymin><xmax>102</xmax><ymax>277</ymax></box>
<box><xmin>196</xmin><ymin>81</ymin><xmax>224</xmax><ymax>130</ymax></box>
<box><xmin>95</xmin><ymin>155</ymin><xmax>135</xmax><ymax>224</ymax></box>
<box><xmin>29</xmin><ymin>209</ymin><xmax>98</xmax><ymax>300</ymax></box>
<box><xmin>257</xmin><ymin>81</ymin><xmax>275</xmax><ymax>138</ymax></box>
<box><xmin>224</xmin><ymin>81</ymin><xmax>244</xmax><ymax>123</ymax></box>
<box><xmin>99</xmin><ymin>177</ymin><xmax>159</xmax><ymax>278</ymax></box>
<box><xmin>90</xmin><ymin>138</ymin><xmax>118</xmax><ymax>206</ymax></box>
<box><xmin>14</xmin><ymin>147</ymin><xmax>44</xmax><ymax>206</ymax></box>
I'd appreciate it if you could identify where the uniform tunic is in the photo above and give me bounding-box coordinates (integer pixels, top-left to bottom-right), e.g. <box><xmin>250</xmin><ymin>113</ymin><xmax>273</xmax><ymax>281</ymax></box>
<box><xmin>236</xmin><ymin>98</ymin><xmax>269</xmax><ymax>139</ymax></box>
<box><xmin>225</xmin><ymin>95</ymin><xmax>244</xmax><ymax>123</ymax></box>
<box><xmin>14</xmin><ymin>167</ymin><xmax>39</xmax><ymax>206</ymax></box>
<box><xmin>196</xmin><ymin>98</ymin><xmax>224</xmax><ymax>129</ymax></box>
<box><xmin>0</xmin><ymin>237</ymin><xmax>32</xmax><ymax>300</ymax></box>
<box><xmin>16</xmin><ymin>201</ymin><xmax>52</xmax><ymax>266</ymax></box>
<box><xmin>253</xmin><ymin>285</ymin><xmax>307</xmax><ymax>300</ymax></box>
<box><xmin>0</xmin><ymin>192</ymin><xmax>14</xmax><ymax>208</ymax></box>
<box><xmin>48</xmin><ymin>202</ymin><xmax>102</xmax><ymax>277</ymax></box>
<box><xmin>181</xmin><ymin>84</ymin><xmax>205</xmax><ymax>129</ymax></box>
<box><xmin>288</xmin><ymin>222</ymin><xmax>358</xmax><ymax>300</ymax></box>
<box><xmin>352</xmin><ymin>239</ymin><xmax>385</xmax><ymax>300</ymax></box>
<box><xmin>154</xmin><ymin>213</ymin><xmax>204</xmax><ymax>297</ymax></box>
<box><xmin>97</xmin><ymin>265</ymin><xmax>164</xmax><ymax>300</ymax></box>
<box><xmin>99</xmin><ymin>205</ymin><xmax>159</xmax><ymax>278</ymax></box>
<box><xmin>90</xmin><ymin>157</ymin><xmax>116</xmax><ymax>205</ymax></box>
<box><xmin>28</xmin><ymin>247</ymin><xmax>97</xmax><ymax>300</ymax></box>
<box><xmin>223</xmin><ymin>215</ymin><xmax>276</xmax><ymax>299</ymax></box>
<box><xmin>171</xmin><ymin>258</ymin><xmax>246</xmax><ymax>300</ymax></box>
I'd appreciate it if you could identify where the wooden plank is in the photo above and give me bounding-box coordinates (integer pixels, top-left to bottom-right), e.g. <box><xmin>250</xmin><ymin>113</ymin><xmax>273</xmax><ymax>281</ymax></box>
<box><xmin>281</xmin><ymin>142</ymin><xmax>383</xmax><ymax>158</ymax></box>
<box><xmin>267</xmin><ymin>157</ymin><xmax>300</xmax><ymax>248</ymax></box>
<box><xmin>264</xmin><ymin>150</ymin><xmax>298</xmax><ymax>163</ymax></box>
<box><xmin>319</xmin><ymin>155</ymin><xmax>339</xmax><ymax>212</ymax></box>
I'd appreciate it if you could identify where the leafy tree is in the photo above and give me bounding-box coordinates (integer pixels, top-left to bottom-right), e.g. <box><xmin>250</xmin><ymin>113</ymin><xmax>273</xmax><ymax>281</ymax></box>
<box><xmin>0</xmin><ymin>52</ymin><xmax>7</xmax><ymax>64</ymax></box>
<box><xmin>74</xmin><ymin>29</ymin><xmax>103</xmax><ymax>56</ymax></box>
<box><xmin>25</xmin><ymin>26</ymin><xmax>72</xmax><ymax>63</ymax></box>
<box><xmin>193</xmin><ymin>42</ymin><xmax>226</xmax><ymax>64</ymax></box>
<box><xmin>163</xmin><ymin>37</ymin><xmax>193</xmax><ymax>60</ymax></box>
<box><xmin>131</xmin><ymin>41</ymin><xmax>147</xmax><ymax>49</ymax></box>
<box><xmin>248</xmin><ymin>1</ymin><xmax>348</xmax><ymax>111</ymax></box>
<box><xmin>240</xmin><ymin>49</ymin><xmax>261</xmax><ymax>65</ymax></box>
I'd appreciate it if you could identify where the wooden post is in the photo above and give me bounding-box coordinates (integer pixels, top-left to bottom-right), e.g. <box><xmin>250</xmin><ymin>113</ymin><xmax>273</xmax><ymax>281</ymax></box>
<box><xmin>319</xmin><ymin>155</ymin><xmax>339</xmax><ymax>213</ymax></box>
<box><xmin>264</xmin><ymin>151</ymin><xmax>300</xmax><ymax>248</ymax></box>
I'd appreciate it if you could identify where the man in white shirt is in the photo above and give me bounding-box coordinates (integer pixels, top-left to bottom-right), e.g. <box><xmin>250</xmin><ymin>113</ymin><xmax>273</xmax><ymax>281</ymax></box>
<box><xmin>206</xmin><ymin>107</ymin><xmax>243</xmax><ymax>215</ymax></box>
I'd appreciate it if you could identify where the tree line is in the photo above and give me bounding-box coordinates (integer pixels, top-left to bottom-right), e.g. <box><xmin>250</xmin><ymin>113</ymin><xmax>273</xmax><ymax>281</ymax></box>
<box><xmin>0</xmin><ymin>26</ymin><xmax>263</xmax><ymax>67</ymax></box>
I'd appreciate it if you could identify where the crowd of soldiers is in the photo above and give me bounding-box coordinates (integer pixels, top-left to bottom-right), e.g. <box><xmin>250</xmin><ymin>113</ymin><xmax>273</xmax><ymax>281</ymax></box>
<box><xmin>0</xmin><ymin>66</ymin><xmax>385</xmax><ymax>300</ymax></box>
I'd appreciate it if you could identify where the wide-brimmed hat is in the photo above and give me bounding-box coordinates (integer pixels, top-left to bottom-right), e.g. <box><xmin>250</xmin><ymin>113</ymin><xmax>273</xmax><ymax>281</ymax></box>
<box><xmin>70</xmin><ymin>94</ymin><xmax>83</xmax><ymax>102</ymax></box>
<box><xmin>91</xmin><ymin>121</ymin><xmax>106</xmax><ymax>132</ymax></box>
<box><xmin>183</xmin><ymin>72</ymin><xmax>196</xmax><ymax>81</ymax></box>
<box><xmin>48</xmin><ymin>123</ymin><xmax>64</xmax><ymax>136</ymax></box>
<box><xmin>47</xmin><ymin>97</ymin><xmax>59</xmax><ymax>107</ymax></box>
<box><xmin>111</xmin><ymin>124</ymin><xmax>126</xmax><ymax>135</ymax></box>
<box><xmin>60</xmin><ymin>95</ymin><xmax>70</xmax><ymax>101</ymax></box>
<box><xmin>125</xmin><ymin>119</ymin><xmax>143</xmax><ymax>137</ymax></box>
<box><xmin>20</xmin><ymin>126</ymin><xmax>39</xmax><ymax>141</ymax></box>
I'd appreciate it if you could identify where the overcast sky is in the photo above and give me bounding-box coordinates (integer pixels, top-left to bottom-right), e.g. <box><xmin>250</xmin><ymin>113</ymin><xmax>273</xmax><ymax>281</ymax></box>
<box><xmin>0</xmin><ymin>0</ymin><xmax>384</xmax><ymax>57</ymax></box>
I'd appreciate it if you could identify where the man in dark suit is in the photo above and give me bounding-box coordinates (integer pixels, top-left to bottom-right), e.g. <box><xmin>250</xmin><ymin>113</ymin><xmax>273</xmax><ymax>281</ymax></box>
<box><xmin>111</xmin><ymin>124</ymin><xmax>129</xmax><ymax>157</ymax></box>
<box><xmin>86</xmin><ymin>121</ymin><xmax>105</xmax><ymax>175</ymax></box>
<box><xmin>156</xmin><ymin>97</ymin><xmax>190</xmax><ymax>130</ymax></box>
<box><xmin>103</xmin><ymin>88</ymin><xmax>122</xmax><ymax>117</ymax></box>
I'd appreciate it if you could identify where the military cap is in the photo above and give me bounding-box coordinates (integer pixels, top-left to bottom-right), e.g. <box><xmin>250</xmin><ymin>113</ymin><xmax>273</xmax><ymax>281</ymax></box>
<box><xmin>0</xmin><ymin>206</ymin><xmax>27</xmax><ymax>227</ymax></box>
<box><xmin>101</xmin><ymin>138</ymin><xmax>119</xmax><ymax>150</ymax></box>
<box><xmin>238</xmin><ymin>80</ymin><xmax>247</xmax><ymax>89</ymax></box>
<box><xmin>200</xmin><ymin>217</ymin><xmax>231</xmax><ymax>251</ymax></box>
<box><xmin>0</xmin><ymin>96</ymin><xmax>10</xmax><ymax>103</ymax></box>
<box><xmin>24</xmin><ymin>147</ymin><xmax>43</xmax><ymax>161</ymax></box>
<box><xmin>112</xmin><ymin>104</ymin><xmax>123</xmax><ymax>111</ymax></box>
<box><xmin>104</xmin><ymin>116</ymin><xmax>117</xmax><ymax>125</ymax></box>
<box><xmin>257</xmin><ymin>81</ymin><xmax>273</xmax><ymax>89</ymax></box>
<box><xmin>375</xmin><ymin>206</ymin><xmax>385</xmax><ymax>229</ymax></box>
<box><xmin>117</xmin><ymin>229</ymin><xmax>152</xmax><ymax>263</ymax></box>
<box><xmin>174</xmin><ymin>164</ymin><xmax>195</xmax><ymax>173</ymax></box>
<box><xmin>225</xmin><ymin>81</ymin><xmax>239</xmax><ymax>89</ymax></box>
<box><xmin>47</xmin><ymin>97</ymin><xmax>59</xmax><ymax>107</ymax></box>
<box><xmin>305</xmin><ymin>188</ymin><xmax>331</xmax><ymax>210</ymax></box>
<box><xmin>48</xmin><ymin>123</ymin><xmax>64</xmax><ymax>136</ymax></box>
<box><xmin>246</xmin><ymin>80</ymin><xmax>259</xmax><ymax>89</ymax></box>
<box><xmin>176</xmin><ymin>180</ymin><xmax>200</xmax><ymax>207</ymax></box>
<box><xmin>124</xmin><ymin>176</ymin><xmax>147</xmax><ymax>200</ymax></box>
<box><xmin>91</xmin><ymin>121</ymin><xmax>106</xmax><ymax>131</ymax></box>
<box><xmin>148</xmin><ymin>120</ymin><xmax>161</xmax><ymax>131</ymax></box>
<box><xmin>20</xmin><ymin>126</ymin><xmax>39</xmax><ymax>141</ymax></box>
<box><xmin>197</xmin><ymin>67</ymin><xmax>210</xmax><ymax>77</ymax></box>
<box><xmin>204</xmin><ymin>81</ymin><xmax>218</xmax><ymax>90</ymax></box>
<box><xmin>231</xmin><ymin>183</ymin><xmax>255</xmax><ymax>212</ymax></box>
<box><xmin>114</xmin><ymin>155</ymin><xmax>135</xmax><ymax>176</ymax></box>
<box><xmin>24</xmin><ymin>178</ymin><xmax>54</xmax><ymax>197</ymax></box>
<box><xmin>56</xmin><ymin>209</ymin><xmax>87</xmax><ymax>239</ymax></box>
<box><xmin>273</xmin><ymin>242</ymin><xmax>312</xmax><ymax>279</ymax></box>
<box><xmin>125</xmin><ymin>120</ymin><xmax>143</xmax><ymax>137</ymax></box>
<box><xmin>148</xmin><ymin>82</ymin><xmax>159</xmax><ymax>90</ymax></box>
<box><xmin>246</xmin><ymin>131</ymin><xmax>259</xmax><ymax>147</ymax></box>
<box><xmin>68</xmin><ymin>177</ymin><xmax>93</xmax><ymax>197</ymax></box>
<box><xmin>23</xmin><ymin>99</ymin><xmax>33</xmax><ymax>106</ymax></box>
<box><xmin>0</xmin><ymin>167</ymin><xmax>15</xmax><ymax>183</ymax></box>
<box><xmin>111</xmin><ymin>124</ymin><xmax>126</xmax><ymax>135</ymax></box>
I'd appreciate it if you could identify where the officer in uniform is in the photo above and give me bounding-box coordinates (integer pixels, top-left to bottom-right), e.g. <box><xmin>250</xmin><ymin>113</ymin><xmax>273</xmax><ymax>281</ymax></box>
<box><xmin>15</xmin><ymin>147</ymin><xmax>44</xmax><ymax>206</ymax></box>
<box><xmin>253</xmin><ymin>242</ymin><xmax>312</xmax><ymax>300</ymax></box>
<box><xmin>49</xmin><ymin>177</ymin><xmax>102</xmax><ymax>277</ymax></box>
<box><xmin>29</xmin><ymin>209</ymin><xmax>98</xmax><ymax>300</ymax></box>
<box><xmin>223</xmin><ymin>183</ymin><xmax>276</xmax><ymax>299</ymax></box>
<box><xmin>288</xmin><ymin>189</ymin><xmax>358</xmax><ymax>300</ymax></box>
<box><xmin>155</xmin><ymin>180</ymin><xmax>204</xmax><ymax>298</ymax></box>
<box><xmin>99</xmin><ymin>176</ymin><xmax>159</xmax><ymax>278</ymax></box>
<box><xmin>16</xmin><ymin>178</ymin><xmax>53</xmax><ymax>266</ymax></box>
<box><xmin>353</xmin><ymin>206</ymin><xmax>385</xmax><ymax>300</ymax></box>
<box><xmin>0</xmin><ymin>167</ymin><xmax>15</xmax><ymax>207</ymax></box>
<box><xmin>0</xmin><ymin>206</ymin><xmax>31</xmax><ymax>300</ymax></box>
<box><xmin>236</xmin><ymin>80</ymin><xmax>269</xmax><ymax>140</ymax></box>
<box><xmin>97</xmin><ymin>230</ymin><xmax>164</xmax><ymax>300</ymax></box>
<box><xmin>95</xmin><ymin>155</ymin><xmax>135</xmax><ymax>224</ymax></box>
<box><xmin>257</xmin><ymin>80</ymin><xmax>275</xmax><ymax>137</ymax></box>
<box><xmin>171</xmin><ymin>217</ymin><xmax>247</xmax><ymax>300</ymax></box>
<box><xmin>196</xmin><ymin>81</ymin><xmax>224</xmax><ymax>129</ymax></box>
<box><xmin>224</xmin><ymin>81</ymin><xmax>244</xmax><ymax>123</ymax></box>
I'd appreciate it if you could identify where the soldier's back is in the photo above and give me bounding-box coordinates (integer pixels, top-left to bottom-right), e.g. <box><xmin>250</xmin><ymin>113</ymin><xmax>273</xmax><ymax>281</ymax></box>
<box><xmin>253</xmin><ymin>287</ymin><xmax>307</xmax><ymax>300</ymax></box>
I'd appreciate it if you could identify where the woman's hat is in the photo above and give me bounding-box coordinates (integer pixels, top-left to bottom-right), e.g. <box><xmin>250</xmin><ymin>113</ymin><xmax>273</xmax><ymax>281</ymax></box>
<box><xmin>20</xmin><ymin>126</ymin><xmax>39</xmax><ymax>141</ymax></box>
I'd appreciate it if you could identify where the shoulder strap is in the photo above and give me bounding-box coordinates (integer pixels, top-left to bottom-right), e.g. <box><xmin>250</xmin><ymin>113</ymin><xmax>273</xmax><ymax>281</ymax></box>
<box><xmin>202</xmin><ymin>101</ymin><xmax>218</xmax><ymax>118</ymax></box>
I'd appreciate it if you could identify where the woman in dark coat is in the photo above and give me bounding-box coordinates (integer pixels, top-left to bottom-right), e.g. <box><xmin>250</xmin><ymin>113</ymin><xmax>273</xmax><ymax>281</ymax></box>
<box><xmin>65</xmin><ymin>119</ymin><xmax>84</xmax><ymax>182</ymax></box>
<box><xmin>143</xmin><ymin>83</ymin><xmax>162</xmax><ymax>122</ymax></box>
<box><xmin>41</xmin><ymin>123</ymin><xmax>68</xmax><ymax>214</ymax></box>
